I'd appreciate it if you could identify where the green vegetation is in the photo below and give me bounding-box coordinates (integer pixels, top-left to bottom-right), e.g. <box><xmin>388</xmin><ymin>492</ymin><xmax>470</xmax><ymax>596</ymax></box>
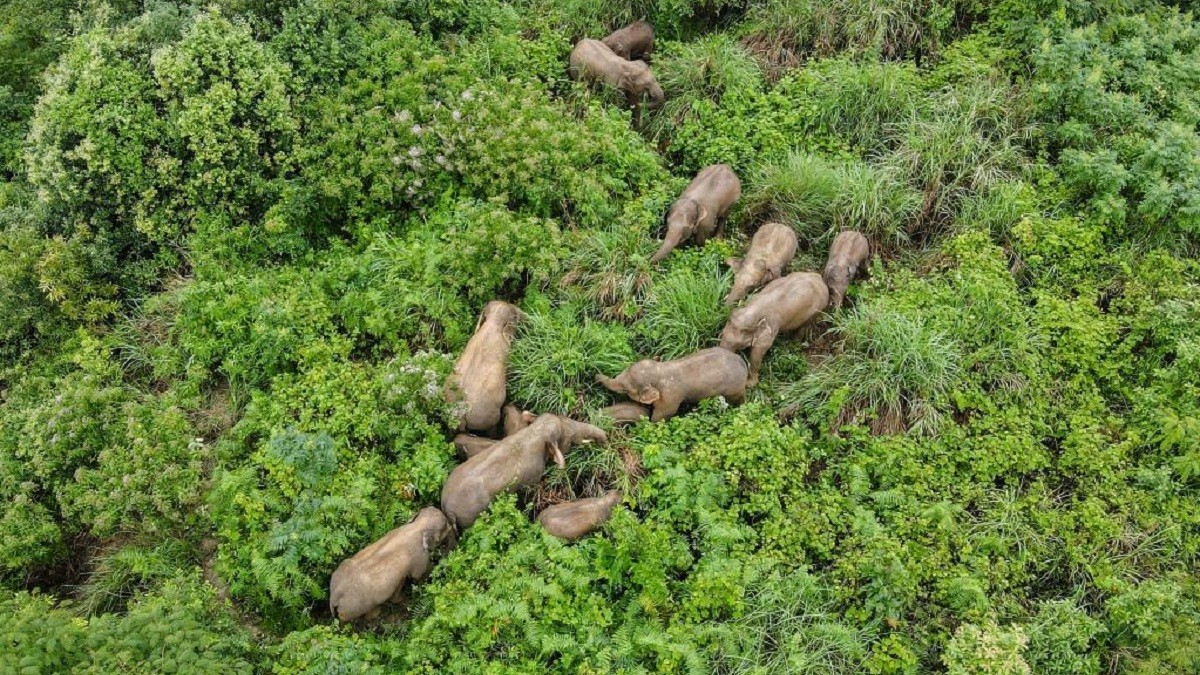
<box><xmin>2</xmin><ymin>0</ymin><xmax>1199</xmax><ymax>672</ymax></box>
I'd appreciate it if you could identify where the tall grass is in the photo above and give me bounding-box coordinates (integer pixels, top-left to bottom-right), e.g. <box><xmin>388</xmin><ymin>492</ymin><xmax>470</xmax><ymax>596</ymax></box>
<box><xmin>884</xmin><ymin>78</ymin><xmax>1031</xmax><ymax>234</ymax></box>
<box><xmin>646</xmin><ymin>35</ymin><xmax>763</xmax><ymax>140</ymax></box>
<box><xmin>782</xmin><ymin>301</ymin><xmax>961</xmax><ymax>435</ymax></box>
<box><xmin>708</xmin><ymin>569</ymin><xmax>876</xmax><ymax>674</ymax></box>
<box><xmin>508</xmin><ymin>299</ymin><xmax>638</xmax><ymax>414</ymax></box>
<box><xmin>804</xmin><ymin>57</ymin><xmax>919</xmax><ymax>153</ymax></box>
<box><xmin>560</xmin><ymin>224</ymin><xmax>655</xmax><ymax>322</ymax></box>
<box><xmin>637</xmin><ymin>254</ymin><xmax>732</xmax><ymax>358</ymax></box>
<box><xmin>745</xmin><ymin>151</ymin><xmax>918</xmax><ymax>246</ymax></box>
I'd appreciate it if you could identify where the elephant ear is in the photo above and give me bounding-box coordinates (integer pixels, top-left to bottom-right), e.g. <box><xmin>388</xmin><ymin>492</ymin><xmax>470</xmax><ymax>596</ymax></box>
<box><xmin>726</xmin><ymin>257</ymin><xmax>743</xmax><ymax>272</ymax></box>
<box><xmin>697</xmin><ymin>204</ymin><xmax>710</xmax><ymax>224</ymax></box>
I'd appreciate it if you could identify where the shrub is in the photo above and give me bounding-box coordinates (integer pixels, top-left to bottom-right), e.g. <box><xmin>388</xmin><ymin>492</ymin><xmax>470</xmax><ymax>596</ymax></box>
<box><xmin>943</xmin><ymin>622</ymin><xmax>1031</xmax><ymax>675</ymax></box>
<box><xmin>646</xmin><ymin>35</ymin><xmax>763</xmax><ymax>141</ymax></box>
<box><xmin>209</xmin><ymin>429</ymin><xmax>394</xmax><ymax>629</ymax></box>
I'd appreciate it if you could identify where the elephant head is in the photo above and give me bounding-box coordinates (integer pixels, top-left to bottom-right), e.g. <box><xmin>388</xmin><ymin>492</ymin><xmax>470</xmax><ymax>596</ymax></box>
<box><xmin>823</xmin><ymin>264</ymin><xmax>853</xmax><ymax>310</ymax></box>
<box><xmin>479</xmin><ymin>300</ymin><xmax>527</xmax><ymax>332</ymax></box>
<box><xmin>533</xmin><ymin>414</ymin><xmax>608</xmax><ymax>468</ymax></box>
<box><xmin>718</xmin><ymin>313</ymin><xmax>756</xmax><ymax>352</ymax></box>
<box><xmin>597</xmin><ymin>360</ymin><xmax>663</xmax><ymax>405</ymax></box>
<box><xmin>621</xmin><ymin>61</ymin><xmax>664</xmax><ymax>109</ymax></box>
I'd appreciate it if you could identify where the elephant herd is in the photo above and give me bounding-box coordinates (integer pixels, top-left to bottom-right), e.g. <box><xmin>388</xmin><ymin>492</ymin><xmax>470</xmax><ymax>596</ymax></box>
<box><xmin>327</xmin><ymin>25</ymin><xmax>873</xmax><ymax>623</ymax></box>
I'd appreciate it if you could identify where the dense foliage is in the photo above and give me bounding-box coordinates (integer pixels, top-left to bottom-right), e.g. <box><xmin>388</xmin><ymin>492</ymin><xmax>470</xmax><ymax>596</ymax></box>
<box><xmin>2</xmin><ymin>0</ymin><xmax>1199</xmax><ymax>672</ymax></box>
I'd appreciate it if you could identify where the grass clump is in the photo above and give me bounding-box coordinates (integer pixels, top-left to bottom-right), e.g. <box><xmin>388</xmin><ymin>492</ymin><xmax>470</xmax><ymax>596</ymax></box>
<box><xmin>784</xmin><ymin>301</ymin><xmax>961</xmax><ymax>435</ymax></box>
<box><xmin>637</xmin><ymin>253</ymin><xmax>732</xmax><ymax>359</ymax></box>
<box><xmin>508</xmin><ymin>298</ymin><xmax>638</xmax><ymax>414</ymax></box>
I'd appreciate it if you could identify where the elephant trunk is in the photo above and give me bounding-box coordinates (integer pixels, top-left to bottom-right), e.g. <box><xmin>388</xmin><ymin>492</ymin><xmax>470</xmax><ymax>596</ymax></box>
<box><xmin>650</xmin><ymin>227</ymin><xmax>684</xmax><ymax>264</ymax></box>
<box><xmin>725</xmin><ymin>282</ymin><xmax>749</xmax><ymax>305</ymax></box>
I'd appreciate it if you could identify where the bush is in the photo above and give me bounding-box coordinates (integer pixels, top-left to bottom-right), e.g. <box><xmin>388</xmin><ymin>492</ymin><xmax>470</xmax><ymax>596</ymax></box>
<box><xmin>943</xmin><ymin>622</ymin><xmax>1031</xmax><ymax>675</ymax></box>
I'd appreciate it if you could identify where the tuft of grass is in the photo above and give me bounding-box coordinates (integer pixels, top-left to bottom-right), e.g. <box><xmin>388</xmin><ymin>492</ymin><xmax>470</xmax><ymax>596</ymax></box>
<box><xmin>782</xmin><ymin>301</ymin><xmax>961</xmax><ymax>435</ymax></box>
<box><xmin>508</xmin><ymin>299</ymin><xmax>638</xmax><ymax>415</ymax></box>
<box><xmin>883</xmin><ymin>78</ymin><xmax>1030</xmax><ymax>237</ymax></box>
<box><xmin>709</xmin><ymin>568</ymin><xmax>876</xmax><ymax>674</ymax></box>
<box><xmin>646</xmin><ymin>35</ymin><xmax>763</xmax><ymax>141</ymax></box>
<box><xmin>559</xmin><ymin>224</ymin><xmax>655</xmax><ymax>322</ymax></box>
<box><xmin>77</xmin><ymin>538</ymin><xmax>195</xmax><ymax>616</ymax></box>
<box><xmin>637</xmin><ymin>252</ymin><xmax>732</xmax><ymax>359</ymax></box>
<box><xmin>805</xmin><ymin>56</ymin><xmax>920</xmax><ymax>153</ymax></box>
<box><xmin>740</xmin><ymin>0</ymin><xmax>961</xmax><ymax>65</ymax></box>
<box><xmin>745</xmin><ymin>151</ymin><xmax>918</xmax><ymax>247</ymax></box>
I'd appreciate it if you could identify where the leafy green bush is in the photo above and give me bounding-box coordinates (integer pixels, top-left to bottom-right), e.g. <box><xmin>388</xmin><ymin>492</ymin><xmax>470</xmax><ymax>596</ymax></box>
<box><xmin>209</xmin><ymin>429</ymin><xmax>393</xmax><ymax>629</ymax></box>
<box><xmin>943</xmin><ymin>622</ymin><xmax>1031</xmax><ymax>675</ymax></box>
<box><xmin>1031</xmin><ymin>8</ymin><xmax>1200</xmax><ymax>246</ymax></box>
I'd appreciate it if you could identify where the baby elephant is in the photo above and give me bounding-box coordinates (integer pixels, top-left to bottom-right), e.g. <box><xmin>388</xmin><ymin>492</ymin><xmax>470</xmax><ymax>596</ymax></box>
<box><xmin>599</xmin><ymin>402</ymin><xmax>651</xmax><ymax>425</ymax></box>
<box><xmin>652</xmin><ymin>165</ymin><xmax>741</xmax><ymax>263</ymax></box>
<box><xmin>602</xmin><ymin>21</ymin><xmax>654</xmax><ymax>61</ymax></box>
<box><xmin>823</xmin><ymin>231</ymin><xmax>870</xmax><ymax>310</ymax></box>
<box><xmin>453</xmin><ymin>405</ymin><xmax>535</xmax><ymax>458</ymax></box>
<box><xmin>597</xmin><ymin>348</ymin><xmax>747</xmax><ymax>422</ymax></box>
<box><xmin>538</xmin><ymin>490</ymin><xmax>623</xmax><ymax>541</ymax></box>
<box><xmin>725</xmin><ymin>222</ymin><xmax>798</xmax><ymax>304</ymax></box>
<box><xmin>445</xmin><ymin>301</ymin><xmax>526</xmax><ymax>433</ymax></box>
<box><xmin>328</xmin><ymin>507</ymin><xmax>456</xmax><ymax>622</ymax></box>
<box><xmin>441</xmin><ymin>414</ymin><xmax>608</xmax><ymax>530</ymax></box>
<box><xmin>569</xmin><ymin>39</ymin><xmax>664</xmax><ymax>110</ymax></box>
<box><xmin>719</xmin><ymin>272</ymin><xmax>828</xmax><ymax>387</ymax></box>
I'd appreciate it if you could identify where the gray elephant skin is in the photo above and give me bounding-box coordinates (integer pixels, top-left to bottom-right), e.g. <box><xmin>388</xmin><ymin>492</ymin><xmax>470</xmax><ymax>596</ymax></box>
<box><xmin>823</xmin><ymin>231</ymin><xmax>870</xmax><ymax>309</ymax></box>
<box><xmin>444</xmin><ymin>301</ymin><xmax>526</xmax><ymax>433</ymax></box>
<box><xmin>597</xmin><ymin>348</ymin><xmax>747</xmax><ymax>422</ymax></box>
<box><xmin>652</xmin><ymin>164</ymin><xmax>741</xmax><ymax>263</ymax></box>
<box><xmin>538</xmin><ymin>490</ymin><xmax>623</xmax><ymax>541</ymax></box>
<box><xmin>719</xmin><ymin>272</ymin><xmax>828</xmax><ymax>387</ymax></box>
<box><xmin>454</xmin><ymin>405</ymin><xmax>534</xmax><ymax>458</ymax></box>
<box><xmin>599</xmin><ymin>402</ymin><xmax>651</xmax><ymax>425</ymax></box>
<box><xmin>441</xmin><ymin>414</ymin><xmax>608</xmax><ymax>530</ymax></box>
<box><xmin>569</xmin><ymin>39</ymin><xmax>664</xmax><ymax>110</ymax></box>
<box><xmin>602</xmin><ymin>21</ymin><xmax>654</xmax><ymax>61</ymax></box>
<box><xmin>725</xmin><ymin>222</ymin><xmax>798</xmax><ymax>304</ymax></box>
<box><xmin>328</xmin><ymin>507</ymin><xmax>456</xmax><ymax>621</ymax></box>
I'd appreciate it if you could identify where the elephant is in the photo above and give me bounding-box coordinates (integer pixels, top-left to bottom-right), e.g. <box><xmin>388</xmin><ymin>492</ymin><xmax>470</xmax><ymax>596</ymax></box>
<box><xmin>538</xmin><ymin>490</ymin><xmax>623</xmax><ymax>541</ymax></box>
<box><xmin>441</xmin><ymin>414</ymin><xmax>608</xmax><ymax>530</ymax></box>
<box><xmin>823</xmin><ymin>231</ymin><xmax>870</xmax><ymax>310</ymax></box>
<box><xmin>444</xmin><ymin>301</ymin><xmax>526</xmax><ymax>433</ymax></box>
<box><xmin>569</xmin><ymin>39</ymin><xmax>664</xmax><ymax>111</ymax></box>
<box><xmin>651</xmin><ymin>164</ymin><xmax>741</xmax><ymax>263</ymax></box>
<box><xmin>725</xmin><ymin>222</ymin><xmax>798</xmax><ymax>304</ymax></box>
<box><xmin>599</xmin><ymin>402</ymin><xmax>651</xmax><ymax>425</ymax></box>
<box><xmin>454</xmin><ymin>405</ymin><xmax>535</xmax><ymax>458</ymax></box>
<box><xmin>602</xmin><ymin>21</ymin><xmax>655</xmax><ymax>61</ymax></box>
<box><xmin>597</xmin><ymin>348</ymin><xmax>747</xmax><ymax>422</ymax></box>
<box><xmin>504</xmin><ymin>403</ymin><xmax>535</xmax><ymax>437</ymax></box>
<box><xmin>453</xmin><ymin>433</ymin><xmax>495</xmax><ymax>459</ymax></box>
<box><xmin>328</xmin><ymin>507</ymin><xmax>456</xmax><ymax>621</ymax></box>
<box><xmin>719</xmin><ymin>272</ymin><xmax>828</xmax><ymax>388</ymax></box>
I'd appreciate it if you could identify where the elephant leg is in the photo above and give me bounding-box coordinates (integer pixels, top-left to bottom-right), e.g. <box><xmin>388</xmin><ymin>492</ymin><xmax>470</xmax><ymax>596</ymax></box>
<box><xmin>747</xmin><ymin>329</ymin><xmax>778</xmax><ymax>388</ymax></box>
<box><xmin>651</xmin><ymin>396</ymin><xmax>683</xmax><ymax>422</ymax></box>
